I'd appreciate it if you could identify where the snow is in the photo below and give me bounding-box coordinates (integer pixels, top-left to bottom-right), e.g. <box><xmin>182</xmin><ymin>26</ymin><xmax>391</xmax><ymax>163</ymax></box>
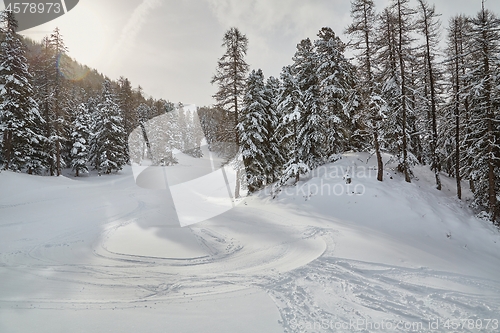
<box><xmin>103</xmin><ymin>223</ymin><xmax>207</xmax><ymax>259</ymax></box>
<box><xmin>1</xmin><ymin>152</ymin><xmax>500</xmax><ymax>332</ymax></box>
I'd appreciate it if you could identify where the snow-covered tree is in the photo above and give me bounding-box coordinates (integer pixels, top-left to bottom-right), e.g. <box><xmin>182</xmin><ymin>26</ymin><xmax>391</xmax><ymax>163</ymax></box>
<box><xmin>464</xmin><ymin>3</ymin><xmax>500</xmax><ymax>222</ymax></box>
<box><xmin>136</xmin><ymin>103</ymin><xmax>153</xmax><ymax>160</ymax></box>
<box><xmin>184</xmin><ymin>110</ymin><xmax>204</xmax><ymax>158</ymax></box>
<box><xmin>264</xmin><ymin>75</ymin><xmax>285</xmax><ymax>183</ymax></box>
<box><xmin>89</xmin><ymin>80</ymin><xmax>127</xmax><ymax>174</ymax></box>
<box><xmin>48</xmin><ymin>27</ymin><xmax>69</xmax><ymax>176</ymax></box>
<box><xmin>237</xmin><ymin>69</ymin><xmax>270</xmax><ymax>192</ymax></box>
<box><xmin>415</xmin><ymin>0</ymin><xmax>443</xmax><ymax>190</ymax></box>
<box><xmin>211</xmin><ymin>27</ymin><xmax>250</xmax><ymax>145</ymax></box>
<box><xmin>375</xmin><ymin>2</ymin><xmax>418</xmax><ymax>183</ymax></box>
<box><xmin>292</xmin><ymin>38</ymin><xmax>324</xmax><ymax>169</ymax></box>
<box><xmin>177</xmin><ymin>103</ymin><xmax>189</xmax><ymax>152</ymax></box>
<box><xmin>314</xmin><ymin>27</ymin><xmax>355</xmax><ymax>156</ymax></box>
<box><xmin>346</xmin><ymin>0</ymin><xmax>385</xmax><ymax>181</ymax></box>
<box><xmin>0</xmin><ymin>11</ymin><xmax>44</xmax><ymax>172</ymax></box>
<box><xmin>70</xmin><ymin>102</ymin><xmax>91</xmax><ymax>176</ymax></box>
<box><xmin>31</xmin><ymin>36</ymin><xmax>57</xmax><ymax>175</ymax></box>
<box><xmin>276</xmin><ymin>66</ymin><xmax>309</xmax><ymax>185</ymax></box>
<box><xmin>441</xmin><ymin>15</ymin><xmax>471</xmax><ymax>199</ymax></box>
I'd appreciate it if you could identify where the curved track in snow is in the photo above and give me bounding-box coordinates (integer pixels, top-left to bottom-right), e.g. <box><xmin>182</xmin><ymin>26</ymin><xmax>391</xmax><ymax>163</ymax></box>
<box><xmin>1</xmin><ymin>159</ymin><xmax>500</xmax><ymax>333</ymax></box>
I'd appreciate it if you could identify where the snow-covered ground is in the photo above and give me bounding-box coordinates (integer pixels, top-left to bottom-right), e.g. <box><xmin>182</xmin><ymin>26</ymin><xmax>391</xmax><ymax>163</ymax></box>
<box><xmin>1</xmin><ymin>153</ymin><xmax>499</xmax><ymax>333</ymax></box>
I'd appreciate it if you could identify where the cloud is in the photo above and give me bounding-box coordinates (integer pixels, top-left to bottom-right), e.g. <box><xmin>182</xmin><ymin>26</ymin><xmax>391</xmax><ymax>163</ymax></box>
<box><xmin>204</xmin><ymin>0</ymin><xmax>350</xmax><ymax>38</ymax></box>
<box><xmin>109</xmin><ymin>0</ymin><xmax>162</xmax><ymax>66</ymax></box>
<box><xmin>203</xmin><ymin>0</ymin><xmax>352</xmax><ymax>78</ymax></box>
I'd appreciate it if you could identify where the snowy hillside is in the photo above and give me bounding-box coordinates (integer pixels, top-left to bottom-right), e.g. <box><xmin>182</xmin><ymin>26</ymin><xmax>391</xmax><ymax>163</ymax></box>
<box><xmin>1</xmin><ymin>152</ymin><xmax>500</xmax><ymax>333</ymax></box>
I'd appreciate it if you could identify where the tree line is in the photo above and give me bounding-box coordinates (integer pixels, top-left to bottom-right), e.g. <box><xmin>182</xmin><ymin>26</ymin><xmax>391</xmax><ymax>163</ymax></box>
<box><xmin>0</xmin><ymin>11</ymin><xmax>178</xmax><ymax>177</ymax></box>
<box><xmin>208</xmin><ymin>0</ymin><xmax>500</xmax><ymax>224</ymax></box>
<box><xmin>1</xmin><ymin>1</ymin><xmax>499</xmax><ymax>224</ymax></box>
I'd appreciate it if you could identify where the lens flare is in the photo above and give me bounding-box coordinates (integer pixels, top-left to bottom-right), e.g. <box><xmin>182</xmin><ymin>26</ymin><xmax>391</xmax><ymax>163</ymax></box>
<box><xmin>56</xmin><ymin>53</ymin><xmax>90</xmax><ymax>82</ymax></box>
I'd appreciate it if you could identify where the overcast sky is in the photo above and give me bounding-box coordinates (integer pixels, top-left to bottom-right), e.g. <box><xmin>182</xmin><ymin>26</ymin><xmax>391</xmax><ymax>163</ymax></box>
<box><xmin>4</xmin><ymin>0</ymin><xmax>499</xmax><ymax>107</ymax></box>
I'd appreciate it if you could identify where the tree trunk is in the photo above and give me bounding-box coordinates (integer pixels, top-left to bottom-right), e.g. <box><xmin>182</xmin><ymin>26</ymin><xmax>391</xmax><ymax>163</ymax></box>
<box><xmin>3</xmin><ymin>130</ymin><xmax>12</xmax><ymax>170</ymax></box>
<box><xmin>482</xmin><ymin>15</ymin><xmax>497</xmax><ymax>221</ymax></box>
<box><xmin>397</xmin><ymin>0</ymin><xmax>411</xmax><ymax>183</ymax></box>
<box><xmin>453</xmin><ymin>26</ymin><xmax>462</xmax><ymax>200</ymax></box>
<box><xmin>419</xmin><ymin>0</ymin><xmax>441</xmax><ymax>190</ymax></box>
<box><xmin>363</xmin><ymin>1</ymin><xmax>383</xmax><ymax>182</ymax></box>
<box><xmin>374</xmin><ymin>131</ymin><xmax>383</xmax><ymax>182</ymax></box>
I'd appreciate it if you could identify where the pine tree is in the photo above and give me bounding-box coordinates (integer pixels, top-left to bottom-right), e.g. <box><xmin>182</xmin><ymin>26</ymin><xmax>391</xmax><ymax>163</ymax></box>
<box><xmin>184</xmin><ymin>109</ymin><xmax>203</xmax><ymax>158</ymax></box>
<box><xmin>70</xmin><ymin>102</ymin><xmax>90</xmax><ymax>176</ymax></box>
<box><xmin>211</xmin><ymin>27</ymin><xmax>250</xmax><ymax>145</ymax></box>
<box><xmin>141</xmin><ymin>102</ymin><xmax>179</xmax><ymax>166</ymax></box>
<box><xmin>198</xmin><ymin>106</ymin><xmax>232</xmax><ymax>153</ymax></box>
<box><xmin>211</xmin><ymin>27</ymin><xmax>249</xmax><ymax>198</ymax></box>
<box><xmin>118</xmin><ymin>77</ymin><xmax>137</xmax><ymax>136</ymax></box>
<box><xmin>276</xmin><ymin>66</ymin><xmax>309</xmax><ymax>186</ymax></box>
<box><xmin>117</xmin><ymin>77</ymin><xmax>136</xmax><ymax>163</ymax></box>
<box><xmin>315</xmin><ymin>27</ymin><xmax>355</xmax><ymax>156</ymax></box>
<box><xmin>162</xmin><ymin>102</ymin><xmax>180</xmax><ymax>164</ymax></box>
<box><xmin>62</xmin><ymin>85</ymin><xmax>83</xmax><ymax>169</ymax></box>
<box><xmin>177</xmin><ymin>102</ymin><xmax>188</xmax><ymax>152</ymax></box>
<box><xmin>48</xmin><ymin>27</ymin><xmax>69</xmax><ymax>176</ymax></box>
<box><xmin>264</xmin><ymin>75</ymin><xmax>285</xmax><ymax>183</ymax></box>
<box><xmin>237</xmin><ymin>69</ymin><xmax>270</xmax><ymax>192</ymax></box>
<box><xmin>464</xmin><ymin>2</ymin><xmax>500</xmax><ymax>222</ymax></box>
<box><xmin>24</xmin><ymin>107</ymin><xmax>47</xmax><ymax>175</ymax></box>
<box><xmin>292</xmin><ymin>38</ymin><xmax>324</xmax><ymax>169</ymax></box>
<box><xmin>136</xmin><ymin>103</ymin><xmax>153</xmax><ymax>161</ymax></box>
<box><xmin>31</xmin><ymin>36</ymin><xmax>57</xmax><ymax>175</ymax></box>
<box><xmin>0</xmin><ymin>11</ymin><xmax>44</xmax><ymax>172</ymax></box>
<box><xmin>90</xmin><ymin>80</ymin><xmax>127</xmax><ymax>174</ymax></box>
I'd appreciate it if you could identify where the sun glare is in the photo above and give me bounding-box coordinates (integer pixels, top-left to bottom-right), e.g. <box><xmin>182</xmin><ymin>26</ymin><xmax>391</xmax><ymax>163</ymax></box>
<box><xmin>21</xmin><ymin>2</ymin><xmax>110</xmax><ymax>73</ymax></box>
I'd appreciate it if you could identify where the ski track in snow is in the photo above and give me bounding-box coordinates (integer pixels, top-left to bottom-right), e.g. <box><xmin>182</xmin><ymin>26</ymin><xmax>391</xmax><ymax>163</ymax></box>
<box><xmin>1</xmin><ymin>157</ymin><xmax>500</xmax><ymax>332</ymax></box>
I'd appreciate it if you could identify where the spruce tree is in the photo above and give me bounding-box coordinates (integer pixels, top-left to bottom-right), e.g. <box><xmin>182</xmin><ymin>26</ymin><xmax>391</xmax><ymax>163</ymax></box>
<box><xmin>90</xmin><ymin>80</ymin><xmax>127</xmax><ymax>174</ymax></box>
<box><xmin>70</xmin><ymin>102</ymin><xmax>90</xmax><ymax>176</ymax></box>
<box><xmin>48</xmin><ymin>27</ymin><xmax>69</xmax><ymax>176</ymax></box>
<box><xmin>314</xmin><ymin>27</ymin><xmax>355</xmax><ymax>156</ymax></box>
<box><xmin>264</xmin><ymin>75</ymin><xmax>285</xmax><ymax>183</ymax></box>
<box><xmin>177</xmin><ymin>103</ymin><xmax>188</xmax><ymax>152</ymax></box>
<box><xmin>31</xmin><ymin>36</ymin><xmax>57</xmax><ymax>175</ymax></box>
<box><xmin>184</xmin><ymin>110</ymin><xmax>203</xmax><ymax>158</ymax></box>
<box><xmin>0</xmin><ymin>11</ymin><xmax>44</xmax><ymax>172</ymax></box>
<box><xmin>276</xmin><ymin>66</ymin><xmax>309</xmax><ymax>185</ymax></box>
<box><xmin>118</xmin><ymin>77</ymin><xmax>137</xmax><ymax>136</ymax></box>
<box><xmin>136</xmin><ymin>103</ymin><xmax>153</xmax><ymax>160</ymax></box>
<box><xmin>292</xmin><ymin>38</ymin><xmax>324</xmax><ymax>169</ymax></box>
<box><xmin>237</xmin><ymin>69</ymin><xmax>270</xmax><ymax>192</ymax></box>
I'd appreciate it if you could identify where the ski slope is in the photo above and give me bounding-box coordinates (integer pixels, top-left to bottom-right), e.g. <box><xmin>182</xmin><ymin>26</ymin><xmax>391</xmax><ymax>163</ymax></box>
<box><xmin>1</xmin><ymin>153</ymin><xmax>499</xmax><ymax>333</ymax></box>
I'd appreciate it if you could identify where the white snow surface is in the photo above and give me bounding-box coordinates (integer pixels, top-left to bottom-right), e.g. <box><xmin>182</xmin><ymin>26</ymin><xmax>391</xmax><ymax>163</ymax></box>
<box><xmin>1</xmin><ymin>152</ymin><xmax>500</xmax><ymax>333</ymax></box>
